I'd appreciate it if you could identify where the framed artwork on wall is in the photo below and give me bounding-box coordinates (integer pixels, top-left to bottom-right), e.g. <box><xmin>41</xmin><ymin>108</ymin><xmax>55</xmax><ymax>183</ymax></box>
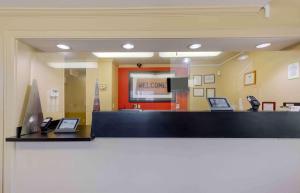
<box><xmin>193</xmin><ymin>88</ymin><xmax>204</xmax><ymax>97</ymax></box>
<box><xmin>262</xmin><ymin>102</ymin><xmax>276</xmax><ymax>111</ymax></box>
<box><xmin>193</xmin><ymin>75</ymin><xmax>202</xmax><ymax>86</ymax></box>
<box><xmin>288</xmin><ymin>63</ymin><xmax>299</xmax><ymax>80</ymax></box>
<box><xmin>129</xmin><ymin>71</ymin><xmax>176</xmax><ymax>102</ymax></box>
<box><xmin>204</xmin><ymin>74</ymin><xmax>215</xmax><ymax>84</ymax></box>
<box><xmin>206</xmin><ymin>88</ymin><xmax>216</xmax><ymax>98</ymax></box>
<box><xmin>244</xmin><ymin>71</ymin><xmax>256</xmax><ymax>86</ymax></box>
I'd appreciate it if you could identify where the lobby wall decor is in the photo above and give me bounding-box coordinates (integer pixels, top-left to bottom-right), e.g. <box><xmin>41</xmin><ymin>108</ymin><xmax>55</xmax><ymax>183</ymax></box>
<box><xmin>204</xmin><ymin>74</ymin><xmax>215</xmax><ymax>84</ymax></box>
<box><xmin>206</xmin><ymin>88</ymin><xmax>216</xmax><ymax>98</ymax></box>
<box><xmin>262</xmin><ymin>102</ymin><xmax>276</xmax><ymax>111</ymax></box>
<box><xmin>193</xmin><ymin>88</ymin><xmax>204</xmax><ymax>97</ymax></box>
<box><xmin>193</xmin><ymin>75</ymin><xmax>202</xmax><ymax>86</ymax></box>
<box><xmin>129</xmin><ymin>71</ymin><xmax>175</xmax><ymax>102</ymax></box>
<box><xmin>244</xmin><ymin>70</ymin><xmax>256</xmax><ymax>86</ymax></box>
<box><xmin>288</xmin><ymin>62</ymin><xmax>299</xmax><ymax>80</ymax></box>
<box><xmin>118</xmin><ymin>67</ymin><xmax>188</xmax><ymax>111</ymax></box>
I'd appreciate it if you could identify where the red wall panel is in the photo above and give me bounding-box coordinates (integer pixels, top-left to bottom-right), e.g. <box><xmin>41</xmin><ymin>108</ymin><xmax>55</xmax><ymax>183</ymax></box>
<box><xmin>118</xmin><ymin>67</ymin><xmax>188</xmax><ymax>111</ymax></box>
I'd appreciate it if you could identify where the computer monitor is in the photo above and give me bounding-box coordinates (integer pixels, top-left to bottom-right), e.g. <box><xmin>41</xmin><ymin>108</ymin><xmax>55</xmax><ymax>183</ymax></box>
<box><xmin>167</xmin><ymin>77</ymin><xmax>189</xmax><ymax>92</ymax></box>
<box><xmin>208</xmin><ymin>97</ymin><xmax>233</xmax><ymax>112</ymax></box>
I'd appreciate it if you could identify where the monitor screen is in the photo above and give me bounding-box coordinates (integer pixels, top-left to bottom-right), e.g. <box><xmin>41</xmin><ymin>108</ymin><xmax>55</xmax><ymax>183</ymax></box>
<box><xmin>208</xmin><ymin>98</ymin><xmax>231</xmax><ymax>108</ymax></box>
<box><xmin>167</xmin><ymin>77</ymin><xmax>189</xmax><ymax>92</ymax></box>
<box><xmin>58</xmin><ymin>119</ymin><xmax>79</xmax><ymax>130</ymax></box>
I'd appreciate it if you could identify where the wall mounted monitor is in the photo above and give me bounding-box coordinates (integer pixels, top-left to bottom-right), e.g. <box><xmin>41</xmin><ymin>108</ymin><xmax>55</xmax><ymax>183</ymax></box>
<box><xmin>167</xmin><ymin>77</ymin><xmax>189</xmax><ymax>92</ymax></box>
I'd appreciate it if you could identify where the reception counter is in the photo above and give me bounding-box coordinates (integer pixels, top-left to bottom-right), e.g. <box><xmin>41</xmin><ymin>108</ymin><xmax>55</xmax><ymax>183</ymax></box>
<box><xmin>6</xmin><ymin>112</ymin><xmax>300</xmax><ymax>193</ymax></box>
<box><xmin>7</xmin><ymin>111</ymin><xmax>300</xmax><ymax>141</ymax></box>
<box><xmin>6</xmin><ymin>125</ymin><xmax>93</xmax><ymax>142</ymax></box>
<box><xmin>91</xmin><ymin>111</ymin><xmax>300</xmax><ymax>138</ymax></box>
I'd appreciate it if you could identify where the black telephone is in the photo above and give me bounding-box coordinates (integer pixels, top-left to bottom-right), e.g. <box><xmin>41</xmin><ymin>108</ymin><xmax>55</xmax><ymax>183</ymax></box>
<box><xmin>40</xmin><ymin>117</ymin><xmax>53</xmax><ymax>133</ymax></box>
<box><xmin>247</xmin><ymin>96</ymin><xmax>260</xmax><ymax>112</ymax></box>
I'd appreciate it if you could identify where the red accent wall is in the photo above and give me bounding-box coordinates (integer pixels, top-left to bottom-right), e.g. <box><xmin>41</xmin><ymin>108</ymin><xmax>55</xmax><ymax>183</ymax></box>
<box><xmin>118</xmin><ymin>67</ymin><xmax>188</xmax><ymax>111</ymax></box>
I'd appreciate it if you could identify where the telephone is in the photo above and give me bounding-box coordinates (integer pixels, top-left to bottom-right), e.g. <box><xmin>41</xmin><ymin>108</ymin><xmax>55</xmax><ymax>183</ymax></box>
<box><xmin>40</xmin><ymin>117</ymin><xmax>53</xmax><ymax>133</ymax></box>
<box><xmin>247</xmin><ymin>96</ymin><xmax>260</xmax><ymax>112</ymax></box>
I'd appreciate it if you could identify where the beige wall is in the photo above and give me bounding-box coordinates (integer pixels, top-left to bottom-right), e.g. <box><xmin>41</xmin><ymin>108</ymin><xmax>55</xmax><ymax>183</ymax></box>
<box><xmin>217</xmin><ymin>51</ymin><xmax>300</xmax><ymax>111</ymax></box>
<box><xmin>85</xmin><ymin>68</ymin><xmax>99</xmax><ymax>125</ymax></box>
<box><xmin>86</xmin><ymin>59</ymin><xmax>118</xmax><ymax>125</ymax></box>
<box><xmin>16</xmin><ymin>41</ymin><xmax>65</xmax><ymax>123</ymax></box>
<box><xmin>189</xmin><ymin>66</ymin><xmax>219</xmax><ymax>111</ymax></box>
<box><xmin>65</xmin><ymin>69</ymin><xmax>86</xmax><ymax>125</ymax></box>
<box><xmin>112</xmin><ymin>61</ymin><xmax>119</xmax><ymax>111</ymax></box>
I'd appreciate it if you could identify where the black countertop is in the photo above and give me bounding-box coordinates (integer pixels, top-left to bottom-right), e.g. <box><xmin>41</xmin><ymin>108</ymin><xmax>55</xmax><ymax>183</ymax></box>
<box><xmin>92</xmin><ymin>111</ymin><xmax>300</xmax><ymax>138</ymax></box>
<box><xmin>6</xmin><ymin>125</ymin><xmax>94</xmax><ymax>142</ymax></box>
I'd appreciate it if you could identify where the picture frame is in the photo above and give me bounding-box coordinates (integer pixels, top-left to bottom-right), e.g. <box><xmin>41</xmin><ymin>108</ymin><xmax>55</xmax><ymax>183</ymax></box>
<box><xmin>262</xmin><ymin>102</ymin><xmax>276</xmax><ymax>111</ymax></box>
<box><xmin>288</xmin><ymin>63</ymin><xmax>299</xmax><ymax>80</ymax></box>
<box><xmin>193</xmin><ymin>88</ymin><xmax>204</xmax><ymax>97</ymax></box>
<box><xmin>206</xmin><ymin>88</ymin><xmax>216</xmax><ymax>98</ymax></box>
<box><xmin>244</xmin><ymin>71</ymin><xmax>256</xmax><ymax>86</ymax></box>
<box><xmin>193</xmin><ymin>75</ymin><xmax>202</xmax><ymax>86</ymax></box>
<box><xmin>129</xmin><ymin>71</ymin><xmax>176</xmax><ymax>102</ymax></box>
<box><xmin>204</xmin><ymin>74</ymin><xmax>215</xmax><ymax>84</ymax></box>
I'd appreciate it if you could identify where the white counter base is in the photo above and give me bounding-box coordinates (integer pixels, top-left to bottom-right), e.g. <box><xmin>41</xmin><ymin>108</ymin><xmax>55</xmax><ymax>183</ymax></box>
<box><xmin>15</xmin><ymin>139</ymin><xmax>300</xmax><ymax>193</ymax></box>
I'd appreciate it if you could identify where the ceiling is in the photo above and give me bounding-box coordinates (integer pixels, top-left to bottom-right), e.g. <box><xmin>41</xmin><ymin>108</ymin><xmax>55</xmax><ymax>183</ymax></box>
<box><xmin>20</xmin><ymin>37</ymin><xmax>300</xmax><ymax>65</ymax></box>
<box><xmin>37</xmin><ymin>51</ymin><xmax>239</xmax><ymax>66</ymax></box>
<box><xmin>21</xmin><ymin>37</ymin><xmax>300</xmax><ymax>52</ymax></box>
<box><xmin>0</xmin><ymin>0</ymin><xmax>270</xmax><ymax>8</ymax></box>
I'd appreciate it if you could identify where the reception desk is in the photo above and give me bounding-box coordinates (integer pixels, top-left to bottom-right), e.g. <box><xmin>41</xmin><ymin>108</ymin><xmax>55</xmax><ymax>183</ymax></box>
<box><xmin>92</xmin><ymin>111</ymin><xmax>300</xmax><ymax>138</ymax></box>
<box><xmin>6</xmin><ymin>111</ymin><xmax>300</xmax><ymax>193</ymax></box>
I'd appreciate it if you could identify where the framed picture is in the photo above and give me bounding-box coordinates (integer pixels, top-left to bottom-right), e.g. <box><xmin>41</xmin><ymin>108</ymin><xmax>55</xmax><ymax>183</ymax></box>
<box><xmin>244</xmin><ymin>71</ymin><xmax>256</xmax><ymax>86</ymax></box>
<box><xmin>206</xmin><ymin>88</ymin><xmax>216</xmax><ymax>98</ymax></box>
<box><xmin>288</xmin><ymin>63</ymin><xmax>299</xmax><ymax>80</ymax></box>
<box><xmin>262</xmin><ymin>102</ymin><xmax>276</xmax><ymax>111</ymax></box>
<box><xmin>129</xmin><ymin>71</ymin><xmax>176</xmax><ymax>102</ymax></box>
<box><xmin>193</xmin><ymin>88</ymin><xmax>204</xmax><ymax>97</ymax></box>
<box><xmin>193</xmin><ymin>75</ymin><xmax>202</xmax><ymax>86</ymax></box>
<box><xmin>204</xmin><ymin>74</ymin><xmax>215</xmax><ymax>84</ymax></box>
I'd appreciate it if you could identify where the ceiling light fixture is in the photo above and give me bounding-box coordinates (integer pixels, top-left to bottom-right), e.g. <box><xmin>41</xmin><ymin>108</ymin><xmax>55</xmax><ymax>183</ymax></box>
<box><xmin>48</xmin><ymin>62</ymin><xmax>98</xmax><ymax>69</ymax></box>
<box><xmin>238</xmin><ymin>54</ymin><xmax>249</xmax><ymax>61</ymax></box>
<box><xmin>92</xmin><ymin>52</ymin><xmax>154</xmax><ymax>58</ymax></box>
<box><xmin>256</xmin><ymin>43</ymin><xmax>271</xmax><ymax>49</ymax></box>
<box><xmin>56</xmin><ymin>44</ymin><xmax>71</xmax><ymax>50</ymax></box>
<box><xmin>183</xmin><ymin>58</ymin><xmax>191</xmax><ymax>64</ymax></box>
<box><xmin>188</xmin><ymin>44</ymin><xmax>202</xmax><ymax>50</ymax></box>
<box><xmin>159</xmin><ymin>52</ymin><xmax>221</xmax><ymax>58</ymax></box>
<box><xmin>122</xmin><ymin>43</ymin><xmax>135</xmax><ymax>50</ymax></box>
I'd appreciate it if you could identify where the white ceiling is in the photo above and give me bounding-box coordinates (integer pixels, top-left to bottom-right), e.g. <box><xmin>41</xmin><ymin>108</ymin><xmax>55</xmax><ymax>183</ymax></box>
<box><xmin>54</xmin><ymin>52</ymin><xmax>238</xmax><ymax>65</ymax></box>
<box><xmin>0</xmin><ymin>0</ymin><xmax>270</xmax><ymax>8</ymax></box>
<box><xmin>21</xmin><ymin>37</ymin><xmax>300</xmax><ymax>52</ymax></box>
<box><xmin>20</xmin><ymin>37</ymin><xmax>300</xmax><ymax>65</ymax></box>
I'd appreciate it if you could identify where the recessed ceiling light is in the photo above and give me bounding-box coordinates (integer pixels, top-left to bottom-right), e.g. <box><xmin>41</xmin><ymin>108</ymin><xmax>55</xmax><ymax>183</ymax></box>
<box><xmin>188</xmin><ymin>44</ymin><xmax>202</xmax><ymax>50</ymax></box>
<box><xmin>256</xmin><ymin>43</ymin><xmax>271</xmax><ymax>49</ymax></box>
<box><xmin>238</xmin><ymin>54</ymin><xmax>249</xmax><ymax>61</ymax></box>
<box><xmin>56</xmin><ymin>44</ymin><xmax>71</xmax><ymax>50</ymax></box>
<box><xmin>92</xmin><ymin>52</ymin><xmax>154</xmax><ymax>58</ymax></box>
<box><xmin>183</xmin><ymin>58</ymin><xmax>191</xmax><ymax>64</ymax></box>
<box><xmin>159</xmin><ymin>52</ymin><xmax>221</xmax><ymax>58</ymax></box>
<box><xmin>122</xmin><ymin>43</ymin><xmax>135</xmax><ymax>50</ymax></box>
<box><xmin>48</xmin><ymin>62</ymin><xmax>98</xmax><ymax>69</ymax></box>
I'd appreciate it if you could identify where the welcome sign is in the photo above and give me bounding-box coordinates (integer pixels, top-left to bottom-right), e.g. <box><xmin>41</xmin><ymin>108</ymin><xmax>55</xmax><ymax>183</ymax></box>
<box><xmin>129</xmin><ymin>72</ymin><xmax>175</xmax><ymax>102</ymax></box>
<box><xmin>136</xmin><ymin>78</ymin><xmax>168</xmax><ymax>95</ymax></box>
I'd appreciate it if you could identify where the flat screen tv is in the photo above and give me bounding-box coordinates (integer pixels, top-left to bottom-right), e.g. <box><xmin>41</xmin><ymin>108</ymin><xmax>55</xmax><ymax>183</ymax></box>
<box><xmin>167</xmin><ymin>77</ymin><xmax>189</xmax><ymax>92</ymax></box>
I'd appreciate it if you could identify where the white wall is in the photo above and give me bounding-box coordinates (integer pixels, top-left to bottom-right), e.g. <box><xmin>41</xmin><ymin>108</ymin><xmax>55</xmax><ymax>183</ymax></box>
<box><xmin>15</xmin><ymin>139</ymin><xmax>300</xmax><ymax>193</ymax></box>
<box><xmin>16</xmin><ymin>41</ymin><xmax>65</xmax><ymax>122</ymax></box>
